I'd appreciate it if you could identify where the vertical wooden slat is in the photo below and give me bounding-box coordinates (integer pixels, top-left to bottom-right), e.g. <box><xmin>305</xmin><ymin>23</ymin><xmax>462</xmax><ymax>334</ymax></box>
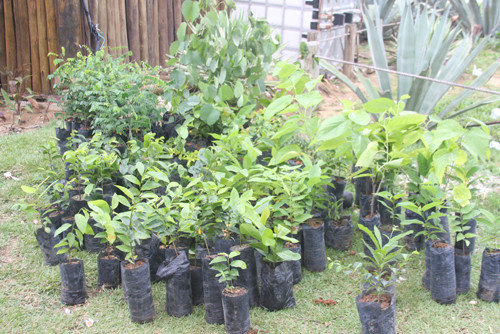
<box><xmin>88</xmin><ymin>0</ymin><xmax>98</xmax><ymax>20</ymax></box>
<box><xmin>0</xmin><ymin>0</ymin><xmax>7</xmax><ymax>89</ymax></box>
<box><xmin>126</xmin><ymin>0</ymin><xmax>140</xmax><ymax>62</ymax></box>
<box><xmin>158</xmin><ymin>0</ymin><xmax>170</xmax><ymax>66</ymax></box>
<box><xmin>167</xmin><ymin>0</ymin><xmax>175</xmax><ymax>48</ymax></box>
<box><xmin>112</xmin><ymin>0</ymin><xmax>121</xmax><ymax>53</ymax></box>
<box><xmin>45</xmin><ymin>0</ymin><xmax>58</xmax><ymax>86</ymax></box>
<box><xmin>97</xmin><ymin>0</ymin><xmax>107</xmax><ymax>50</ymax></box>
<box><xmin>106</xmin><ymin>0</ymin><xmax>116</xmax><ymax>53</ymax></box>
<box><xmin>36</xmin><ymin>0</ymin><xmax>50</xmax><ymax>94</ymax></box>
<box><xmin>56</xmin><ymin>0</ymin><xmax>83</xmax><ymax>58</ymax></box>
<box><xmin>119</xmin><ymin>0</ymin><xmax>128</xmax><ymax>60</ymax></box>
<box><xmin>27</xmin><ymin>0</ymin><xmax>42</xmax><ymax>92</ymax></box>
<box><xmin>3</xmin><ymin>0</ymin><xmax>16</xmax><ymax>78</ymax></box>
<box><xmin>13</xmin><ymin>0</ymin><xmax>30</xmax><ymax>80</ymax></box>
<box><xmin>173</xmin><ymin>0</ymin><xmax>183</xmax><ymax>40</ymax></box>
<box><xmin>138</xmin><ymin>0</ymin><xmax>148</xmax><ymax>62</ymax></box>
<box><xmin>146</xmin><ymin>0</ymin><xmax>159</xmax><ymax>66</ymax></box>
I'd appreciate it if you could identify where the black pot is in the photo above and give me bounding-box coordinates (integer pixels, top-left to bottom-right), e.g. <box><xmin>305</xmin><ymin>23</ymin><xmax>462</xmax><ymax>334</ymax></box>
<box><xmin>260</xmin><ymin>261</ymin><xmax>295</xmax><ymax>311</ymax></box>
<box><xmin>55</xmin><ymin>127</ymin><xmax>71</xmax><ymax>141</ymax></box>
<box><xmin>422</xmin><ymin>240</ymin><xmax>432</xmax><ymax>290</ymax></box>
<box><xmin>214</xmin><ymin>234</ymin><xmax>236</xmax><ymax>254</ymax></box>
<box><xmin>476</xmin><ymin>248</ymin><xmax>500</xmax><ymax>303</ymax></box>
<box><xmin>78</xmin><ymin>128</ymin><xmax>93</xmax><ymax>140</ymax></box>
<box><xmin>84</xmin><ymin>218</ymin><xmax>105</xmax><ymax>253</ymax></box>
<box><xmin>356</xmin><ymin>292</ymin><xmax>396</xmax><ymax>334</ymax></box>
<box><xmin>120</xmin><ymin>259</ymin><xmax>156</xmax><ymax>323</ymax></box>
<box><xmin>430</xmin><ymin>242</ymin><xmax>456</xmax><ymax>304</ymax></box>
<box><xmin>190</xmin><ymin>260</ymin><xmax>204</xmax><ymax>306</ymax></box>
<box><xmin>35</xmin><ymin>226</ymin><xmax>67</xmax><ymax>266</ymax></box>
<box><xmin>359</xmin><ymin>193</ymin><xmax>375</xmax><ymax>218</ymax></box>
<box><xmin>230</xmin><ymin>244</ymin><xmax>260</xmax><ymax>307</ymax></box>
<box><xmin>69</xmin><ymin>194</ymin><xmax>88</xmax><ymax>216</ymax></box>
<box><xmin>343</xmin><ymin>190</ymin><xmax>354</xmax><ymax>209</ymax></box>
<box><xmin>327</xmin><ymin>176</ymin><xmax>346</xmax><ymax>206</ymax></box>
<box><xmin>454</xmin><ymin>250</ymin><xmax>471</xmax><ymax>295</ymax></box>
<box><xmin>202</xmin><ymin>254</ymin><xmax>225</xmax><ymax>324</ymax></box>
<box><xmin>303</xmin><ymin>219</ymin><xmax>326</xmax><ymax>272</ymax></box>
<box><xmin>324</xmin><ymin>216</ymin><xmax>353</xmax><ymax>251</ymax></box>
<box><xmin>285</xmin><ymin>243</ymin><xmax>302</xmax><ymax>285</ymax></box>
<box><xmin>221</xmin><ymin>287</ymin><xmax>251</xmax><ymax>334</ymax></box>
<box><xmin>359</xmin><ymin>213</ymin><xmax>381</xmax><ymax>256</ymax></box>
<box><xmin>404</xmin><ymin>209</ymin><xmax>425</xmax><ymax>251</ymax></box>
<box><xmin>97</xmin><ymin>253</ymin><xmax>121</xmax><ymax>290</ymax></box>
<box><xmin>454</xmin><ymin>218</ymin><xmax>476</xmax><ymax>255</ymax></box>
<box><xmin>60</xmin><ymin>259</ymin><xmax>88</xmax><ymax>305</ymax></box>
<box><xmin>159</xmin><ymin>252</ymin><xmax>192</xmax><ymax>317</ymax></box>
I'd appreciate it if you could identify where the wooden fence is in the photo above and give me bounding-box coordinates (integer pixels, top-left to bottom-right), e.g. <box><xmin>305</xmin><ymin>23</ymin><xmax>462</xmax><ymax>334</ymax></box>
<box><xmin>1</xmin><ymin>0</ymin><xmax>185</xmax><ymax>95</ymax></box>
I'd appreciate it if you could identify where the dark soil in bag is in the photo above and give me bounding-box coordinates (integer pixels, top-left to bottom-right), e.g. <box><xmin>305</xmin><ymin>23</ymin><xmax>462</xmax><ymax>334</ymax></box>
<box><xmin>356</xmin><ymin>292</ymin><xmax>396</xmax><ymax>334</ymax></box>
<box><xmin>476</xmin><ymin>248</ymin><xmax>500</xmax><ymax>303</ymax></box>
<box><xmin>260</xmin><ymin>261</ymin><xmax>295</xmax><ymax>311</ymax></box>
<box><xmin>156</xmin><ymin>252</ymin><xmax>192</xmax><ymax>317</ymax></box>
<box><xmin>324</xmin><ymin>216</ymin><xmax>353</xmax><ymax>251</ymax></box>
<box><xmin>454</xmin><ymin>218</ymin><xmax>476</xmax><ymax>255</ymax></box>
<box><xmin>60</xmin><ymin>259</ymin><xmax>88</xmax><ymax>305</ymax></box>
<box><xmin>97</xmin><ymin>253</ymin><xmax>121</xmax><ymax>290</ymax></box>
<box><xmin>69</xmin><ymin>194</ymin><xmax>88</xmax><ymax>216</ymax></box>
<box><xmin>231</xmin><ymin>244</ymin><xmax>260</xmax><ymax>307</ymax></box>
<box><xmin>454</xmin><ymin>250</ymin><xmax>471</xmax><ymax>295</ymax></box>
<box><xmin>121</xmin><ymin>260</ymin><xmax>156</xmax><ymax>323</ymax></box>
<box><xmin>284</xmin><ymin>242</ymin><xmax>302</xmax><ymax>285</ymax></box>
<box><xmin>189</xmin><ymin>260</ymin><xmax>204</xmax><ymax>305</ymax></box>
<box><xmin>202</xmin><ymin>254</ymin><xmax>225</xmax><ymax>324</ymax></box>
<box><xmin>430</xmin><ymin>242</ymin><xmax>456</xmax><ymax>304</ymax></box>
<box><xmin>404</xmin><ymin>209</ymin><xmax>425</xmax><ymax>251</ymax></box>
<box><xmin>303</xmin><ymin>219</ymin><xmax>326</xmax><ymax>272</ymax></box>
<box><xmin>35</xmin><ymin>226</ymin><xmax>67</xmax><ymax>266</ymax></box>
<box><xmin>222</xmin><ymin>287</ymin><xmax>251</xmax><ymax>334</ymax></box>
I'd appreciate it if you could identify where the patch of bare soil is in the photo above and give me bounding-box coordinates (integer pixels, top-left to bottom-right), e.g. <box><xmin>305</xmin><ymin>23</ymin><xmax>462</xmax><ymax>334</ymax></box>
<box><xmin>0</xmin><ymin>96</ymin><xmax>62</xmax><ymax>137</ymax></box>
<box><xmin>0</xmin><ymin>237</ymin><xmax>19</xmax><ymax>265</ymax></box>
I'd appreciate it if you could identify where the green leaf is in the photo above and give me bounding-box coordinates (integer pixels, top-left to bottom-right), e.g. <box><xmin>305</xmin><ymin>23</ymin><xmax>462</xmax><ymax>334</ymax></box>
<box><xmin>181</xmin><ymin>0</ymin><xmax>200</xmax><ymax>22</ymax></box>
<box><xmin>220</xmin><ymin>85</ymin><xmax>233</xmax><ymax>101</ymax></box>
<box><xmin>200</xmin><ymin>104</ymin><xmax>220</xmax><ymax>126</ymax></box>
<box><xmin>453</xmin><ymin>184</ymin><xmax>471</xmax><ymax>206</ymax></box>
<box><xmin>177</xmin><ymin>22</ymin><xmax>187</xmax><ymax>41</ymax></box>
<box><xmin>356</xmin><ymin>141</ymin><xmax>379</xmax><ymax>168</ymax></box>
<box><xmin>348</xmin><ymin>110</ymin><xmax>371</xmax><ymax>125</ymax></box>
<box><xmin>231</xmin><ymin>260</ymin><xmax>247</xmax><ymax>269</ymax></box>
<box><xmin>363</xmin><ymin>98</ymin><xmax>396</xmax><ymax>114</ymax></box>
<box><xmin>268</xmin><ymin>144</ymin><xmax>302</xmax><ymax>166</ymax></box>
<box><xmin>261</xmin><ymin>228</ymin><xmax>276</xmax><ymax>247</ymax></box>
<box><xmin>264</xmin><ymin>95</ymin><xmax>293</xmax><ymax>120</ymax></box>
<box><xmin>74</xmin><ymin>213</ymin><xmax>88</xmax><ymax>234</ymax></box>
<box><xmin>234</xmin><ymin>81</ymin><xmax>244</xmax><ymax>99</ymax></box>
<box><xmin>277</xmin><ymin>249</ymin><xmax>301</xmax><ymax>261</ymax></box>
<box><xmin>462</xmin><ymin>127</ymin><xmax>489</xmax><ymax>161</ymax></box>
<box><xmin>295</xmin><ymin>91</ymin><xmax>322</xmax><ymax>109</ymax></box>
<box><xmin>21</xmin><ymin>186</ymin><xmax>37</xmax><ymax>194</ymax></box>
<box><xmin>240</xmin><ymin>223</ymin><xmax>261</xmax><ymax>241</ymax></box>
<box><xmin>124</xmin><ymin>175</ymin><xmax>141</xmax><ymax>186</ymax></box>
<box><xmin>170</xmin><ymin>69</ymin><xmax>186</xmax><ymax>89</ymax></box>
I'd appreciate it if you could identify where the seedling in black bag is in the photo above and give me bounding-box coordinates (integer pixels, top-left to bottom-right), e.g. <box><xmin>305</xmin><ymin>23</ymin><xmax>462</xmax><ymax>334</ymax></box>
<box><xmin>358</xmin><ymin>224</ymin><xmax>414</xmax><ymax>300</ymax></box>
<box><xmin>210</xmin><ymin>251</ymin><xmax>247</xmax><ymax>293</ymax></box>
<box><xmin>54</xmin><ymin>212</ymin><xmax>93</xmax><ymax>262</ymax></box>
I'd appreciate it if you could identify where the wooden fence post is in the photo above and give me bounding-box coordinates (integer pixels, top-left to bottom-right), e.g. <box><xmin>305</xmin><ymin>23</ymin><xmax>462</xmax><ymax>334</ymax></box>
<box><xmin>36</xmin><ymin>0</ymin><xmax>51</xmax><ymax>94</ymax></box>
<box><xmin>0</xmin><ymin>0</ymin><xmax>7</xmax><ymax>89</ymax></box>
<box><xmin>304</xmin><ymin>31</ymin><xmax>320</xmax><ymax>80</ymax></box>
<box><xmin>343</xmin><ymin>23</ymin><xmax>357</xmax><ymax>79</ymax></box>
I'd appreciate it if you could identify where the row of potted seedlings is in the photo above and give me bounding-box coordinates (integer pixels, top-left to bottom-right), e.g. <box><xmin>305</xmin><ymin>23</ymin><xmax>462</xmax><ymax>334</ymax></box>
<box><xmin>23</xmin><ymin>97</ymin><xmax>499</xmax><ymax>334</ymax></box>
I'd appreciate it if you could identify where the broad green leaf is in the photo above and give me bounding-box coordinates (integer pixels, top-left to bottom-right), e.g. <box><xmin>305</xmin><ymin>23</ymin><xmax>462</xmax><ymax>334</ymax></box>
<box><xmin>453</xmin><ymin>184</ymin><xmax>471</xmax><ymax>206</ymax></box>
<box><xmin>170</xmin><ymin>69</ymin><xmax>186</xmax><ymax>89</ymax></box>
<box><xmin>21</xmin><ymin>186</ymin><xmax>37</xmax><ymax>194</ymax></box>
<box><xmin>264</xmin><ymin>95</ymin><xmax>293</xmax><ymax>120</ymax></box>
<box><xmin>240</xmin><ymin>223</ymin><xmax>261</xmax><ymax>241</ymax></box>
<box><xmin>261</xmin><ymin>228</ymin><xmax>276</xmax><ymax>247</ymax></box>
<box><xmin>268</xmin><ymin>144</ymin><xmax>302</xmax><ymax>166</ymax></box>
<box><xmin>363</xmin><ymin>98</ymin><xmax>396</xmax><ymax>114</ymax></box>
<box><xmin>295</xmin><ymin>91</ymin><xmax>322</xmax><ymax>109</ymax></box>
<box><xmin>220</xmin><ymin>84</ymin><xmax>233</xmax><ymax>101</ymax></box>
<box><xmin>348</xmin><ymin>110</ymin><xmax>371</xmax><ymax>125</ymax></box>
<box><xmin>200</xmin><ymin>104</ymin><xmax>220</xmax><ymax>125</ymax></box>
<box><xmin>356</xmin><ymin>141</ymin><xmax>379</xmax><ymax>168</ymax></box>
<box><xmin>181</xmin><ymin>0</ymin><xmax>200</xmax><ymax>22</ymax></box>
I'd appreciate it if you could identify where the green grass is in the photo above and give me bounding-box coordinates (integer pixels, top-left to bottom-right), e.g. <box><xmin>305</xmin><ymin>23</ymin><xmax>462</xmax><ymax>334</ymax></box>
<box><xmin>0</xmin><ymin>124</ymin><xmax>499</xmax><ymax>333</ymax></box>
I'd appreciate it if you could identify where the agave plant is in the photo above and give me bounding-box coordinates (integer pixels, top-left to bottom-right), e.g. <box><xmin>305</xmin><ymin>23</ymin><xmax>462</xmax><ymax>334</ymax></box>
<box><xmin>321</xmin><ymin>1</ymin><xmax>500</xmax><ymax>119</ymax></box>
<box><xmin>450</xmin><ymin>0</ymin><xmax>500</xmax><ymax>36</ymax></box>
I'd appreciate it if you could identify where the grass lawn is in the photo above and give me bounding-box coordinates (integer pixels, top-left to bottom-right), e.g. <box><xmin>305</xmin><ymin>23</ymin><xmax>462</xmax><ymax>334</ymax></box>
<box><xmin>0</xmin><ymin>122</ymin><xmax>499</xmax><ymax>333</ymax></box>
